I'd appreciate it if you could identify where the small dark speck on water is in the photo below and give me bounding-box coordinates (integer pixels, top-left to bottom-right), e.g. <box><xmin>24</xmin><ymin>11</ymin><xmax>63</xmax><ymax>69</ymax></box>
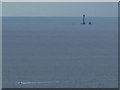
<box><xmin>89</xmin><ymin>21</ymin><xmax>92</xmax><ymax>24</ymax></box>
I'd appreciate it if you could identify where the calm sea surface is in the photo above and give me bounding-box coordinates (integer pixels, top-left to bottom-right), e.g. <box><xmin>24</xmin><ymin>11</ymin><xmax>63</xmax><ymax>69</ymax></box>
<box><xmin>2</xmin><ymin>17</ymin><xmax>118</xmax><ymax>88</ymax></box>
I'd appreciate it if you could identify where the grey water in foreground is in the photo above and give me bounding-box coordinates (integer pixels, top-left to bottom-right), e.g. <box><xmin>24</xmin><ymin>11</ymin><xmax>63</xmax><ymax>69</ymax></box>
<box><xmin>2</xmin><ymin>17</ymin><xmax>118</xmax><ymax>88</ymax></box>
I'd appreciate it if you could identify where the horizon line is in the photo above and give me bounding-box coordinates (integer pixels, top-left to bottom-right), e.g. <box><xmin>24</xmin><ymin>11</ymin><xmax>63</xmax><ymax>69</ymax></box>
<box><xmin>2</xmin><ymin>16</ymin><xmax>118</xmax><ymax>18</ymax></box>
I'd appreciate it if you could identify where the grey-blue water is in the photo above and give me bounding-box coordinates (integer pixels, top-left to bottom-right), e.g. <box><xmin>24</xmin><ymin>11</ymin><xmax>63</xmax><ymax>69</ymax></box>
<box><xmin>2</xmin><ymin>17</ymin><xmax>118</xmax><ymax>88</ymax></box>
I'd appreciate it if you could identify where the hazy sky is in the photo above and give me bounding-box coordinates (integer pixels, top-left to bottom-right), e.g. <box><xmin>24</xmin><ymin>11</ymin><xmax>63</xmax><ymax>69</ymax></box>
<box><xmin>2</xmin><ymin>2</ymin><xmax>118</xmax><ymax>17</ymax></box>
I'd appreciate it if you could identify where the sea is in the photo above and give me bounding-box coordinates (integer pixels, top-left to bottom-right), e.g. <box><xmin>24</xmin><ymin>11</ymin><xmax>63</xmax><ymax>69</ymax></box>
<box><xmin>2</xmin><ymin>17</ymin><xmax>118</xmax><ymax>88</ymax></box>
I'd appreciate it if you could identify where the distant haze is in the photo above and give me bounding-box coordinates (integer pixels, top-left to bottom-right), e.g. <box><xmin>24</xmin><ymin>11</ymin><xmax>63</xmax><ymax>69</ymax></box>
<box><xmin>3</xmin><ymin>2</ymin><xmax>118</xmax><ymax>17</ymax></box>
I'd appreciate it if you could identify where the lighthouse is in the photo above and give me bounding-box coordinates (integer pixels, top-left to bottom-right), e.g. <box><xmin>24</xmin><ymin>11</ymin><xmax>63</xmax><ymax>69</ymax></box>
<box><xmin>83</xmin><ymin>14</ymin><xmax>85</xmax><ymax>24</ymax></box>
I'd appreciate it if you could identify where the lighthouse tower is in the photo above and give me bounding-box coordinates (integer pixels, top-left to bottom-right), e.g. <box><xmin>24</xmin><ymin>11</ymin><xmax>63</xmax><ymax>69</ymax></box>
<box><xmin>83</xmin><ymin>14</ymin><xmax>85</xmax><ymax>24</ymax></box>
